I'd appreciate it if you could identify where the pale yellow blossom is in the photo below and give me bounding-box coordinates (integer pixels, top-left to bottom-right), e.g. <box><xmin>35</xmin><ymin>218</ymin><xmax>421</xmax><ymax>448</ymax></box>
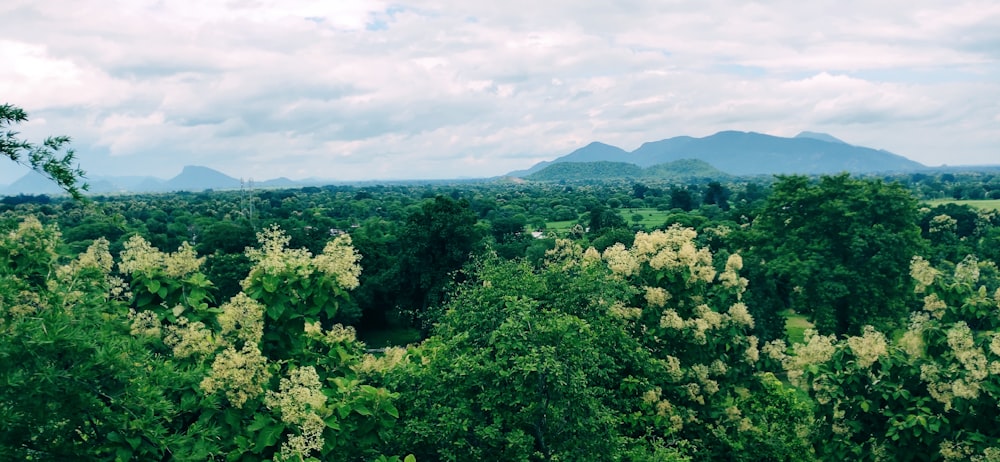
<box><xmin>644</xmin><ymin>286</ymin><xmax>671</xmax><ymax>308</ymax></box>
<box><xmin>846</xmin><ymin>326</ymin><xmax>888</xmax><ymax>369</ymax></box>
<box><xmin>201</xmin><ymin>343</ymin><xmax>270</xmax><ymax>408</ymax></box>
<box><xmin>727</xmin><ymin>302</ymin><xmax>754</xmax><ymax>329</ymax></box>
<box><xmin>164</xmin><ymin>317</ymin><xmax>218</xmax><ymax>358</ymax></box>
<box><xmin>218</xmin><ymin>293</ymin><xmax>266</xmax><ymax>345</ymax></box>
<box><xmin>603</xmin><ymin>243</ymin><xmax>639</xmax><ymax>277</ymax></box>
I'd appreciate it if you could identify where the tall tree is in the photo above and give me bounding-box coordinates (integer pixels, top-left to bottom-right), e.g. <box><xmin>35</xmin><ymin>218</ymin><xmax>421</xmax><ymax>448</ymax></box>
<box><xmin>750</xmin><ymin>174</ymin><xmax>924</xmax><ymax>335</ymax></box>
<box><xmin>392</xmin><ymin>196</ymin><xmax>482</xmax><ymax>328</ymax></box>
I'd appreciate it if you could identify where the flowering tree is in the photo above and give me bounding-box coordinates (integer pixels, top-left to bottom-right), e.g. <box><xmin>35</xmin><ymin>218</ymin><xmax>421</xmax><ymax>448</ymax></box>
<box><xmin>1</xmin><ymin>218</ymin><xmax>406</xmax><ymax>460</ymax></box>
<box><xmin>380</xmin><ymin>227</ymin><xmax>814</xmax><ymax>461</ymax></box>
<box><xmin>782</xmin><ymin>254</ymin><xmax>1000</xmax><ymax>460</ymax></box>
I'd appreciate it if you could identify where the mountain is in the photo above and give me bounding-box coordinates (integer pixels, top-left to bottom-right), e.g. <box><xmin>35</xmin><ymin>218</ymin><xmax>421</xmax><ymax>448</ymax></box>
<box><xmin>1</xmin><ymin>170</ymin><xmax>65</xmax><ymax>196</ymax></box>
<box><xmin>511</xmin><ymin>131</ymin><xmax>926</xmax><ymax>178</ymax></box>
<box><xmin>164</xmin><ymin>166</ymin><xmax>241</xmax><ymax>191</ymax></box>
<box><xmin>527</xmin><ymin>159</ymin><xmax>730</xmax><ymax>182</ymax></box>
<box><xmin>794</xmin><ymin>131</ymin><xmax>848</xmax><ymax>144</ymax></box>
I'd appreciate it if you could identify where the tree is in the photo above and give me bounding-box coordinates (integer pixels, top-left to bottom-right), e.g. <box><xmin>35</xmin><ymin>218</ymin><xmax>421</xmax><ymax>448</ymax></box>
<box><xmin>749</xmin><ymin>174</ymin><xmax>924</xmax><ymax>335</ymax></box>
<box><xmin>782</xmin><ymin>255</ymin><xmax>1000</xmax><ymax>460</ymax></box>
<box><xmin>392</xmin><ymin>196</ymin><xmax>482</xmax><ymax>329</ymax></box>
<box><xmin>1</xmin><ymin>104</ymin><xmax>88</xmax><ymax>199</ymax></box>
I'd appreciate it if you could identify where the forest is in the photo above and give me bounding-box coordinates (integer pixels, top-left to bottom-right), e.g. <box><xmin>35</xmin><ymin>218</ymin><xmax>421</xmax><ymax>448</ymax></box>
<box><xmin>5</xmin><ymin>107</ymin><xmax>1000</xmax><ymax>460</ymax></box>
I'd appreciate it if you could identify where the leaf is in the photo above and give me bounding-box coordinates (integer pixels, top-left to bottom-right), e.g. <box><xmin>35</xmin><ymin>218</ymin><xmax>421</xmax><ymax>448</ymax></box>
<box><xmin>247</xmin><ymin>413</ymin><xmax>271</xmax><ymax>432</ymax></box>
<box><xmin>146</xmin><ymin>279</ymin><xmax>161</xmax><ymax>294</ymax></box>
<box><xmin>254</xmin><ymin>422</ymin><xmax>286</xmax><ymax>453</ymax></box>
<box><xmin>384</xmin><ymin>402</ymin><xmax>400</xmax><ymax>419</ymax></box>
<box><xmin>262</xmin><ymin>275</ymin><xmax>279</xmax><ymax>293</ymax></box>
<box><xmin>405</xmin><ymin>455</ymin><xmax>417</xmax><ymax>462</ymax></box>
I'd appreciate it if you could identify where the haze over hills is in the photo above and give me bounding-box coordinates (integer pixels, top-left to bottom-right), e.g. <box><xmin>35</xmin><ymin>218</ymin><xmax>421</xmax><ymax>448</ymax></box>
<box><xmin>0</xmin><ymin>165</ymin><xmax>316</xmax><ymax>197</ymax></box>
<box><xmin>511</xmin><ymin>130</ymin><xmax>926</xmax><ymax>178</ymax></box>
<box><xmin>4</xmin><ymin>130</ymin><xmax>996</xmax><ymax>197</ymax></box>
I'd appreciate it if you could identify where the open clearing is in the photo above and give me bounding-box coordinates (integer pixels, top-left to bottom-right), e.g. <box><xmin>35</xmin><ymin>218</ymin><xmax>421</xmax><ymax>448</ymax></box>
<box><xmin>924</xmin><ymin>199</ymin><xmax>1000</xmax><ymax>211</ymax></box>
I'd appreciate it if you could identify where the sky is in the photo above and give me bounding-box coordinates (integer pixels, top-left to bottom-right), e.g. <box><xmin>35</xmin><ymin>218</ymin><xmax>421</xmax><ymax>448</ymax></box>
<box><xmin>2</xmin><ymin>0</ymin><xmax>999</xmax><ymax>184</ymax></box>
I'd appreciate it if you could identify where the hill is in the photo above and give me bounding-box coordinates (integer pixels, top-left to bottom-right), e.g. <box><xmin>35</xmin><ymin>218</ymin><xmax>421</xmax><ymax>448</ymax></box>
<box><xmin>528</xmin><ymin>161</ymin><xmax>642</xmax><ymax>181</ymax></box>
<box><xmin>511</xmin><ymin>131</ymin><xmax>926</xmax><ymax>177</ymax></box>
<box><xmin>526</xmin><ymin>159</ymin><xmax>729</xmax><ymax>182</ymax></box>
<box><xmin>164</xmin><ymin>166</ymin><xmax>241</xmax><ymax>191</ymax></box>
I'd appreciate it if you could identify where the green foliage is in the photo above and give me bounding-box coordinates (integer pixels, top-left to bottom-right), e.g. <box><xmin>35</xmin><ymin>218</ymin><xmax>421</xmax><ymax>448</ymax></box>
<box><xmin>787</xmin><ymin>256</ymin><xmax>1000</xmax><ymax>460</ymax></box>
<box><xmin>391</xmin><ymin>196</ymin><xmax>482</xmax><ymax>329</ymax></box>
<box><xmin>241</xmin><ymin>225</ymin><xmax>362</xmax><ymax>358</ymax></box>
<box><xmin>748</xmin><ymin>174</ymin><xmax>925</xmax><ymax>335</ymax></box>
<box><xmin>1</xmin><ymin>217</ymin><xmax>400</xmax><ymax>460</ymax></box>
<box><xmin>382</xmin><ymin>229</ymin><xmax>813</xmax><ymax>461</ymax></box>
<box><xmin>1</xmin><ymin>103</ymin><xmax>88</xmax><ymax>199</ymax></box>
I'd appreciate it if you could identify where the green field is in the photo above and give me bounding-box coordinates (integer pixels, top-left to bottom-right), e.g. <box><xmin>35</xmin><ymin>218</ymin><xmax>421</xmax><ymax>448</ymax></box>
<box><xmin>783</xmin><ymin>309</ymin><xmax>814</xmax><ymax>345</ymax></box>
<box><xmin>623</xmin><ymin>208</ymin><xmax>675</xmax><ymax>228</ymax></box>
<box><xmin>544</xmin><ymin>208</ymin><xmax>675</xmax><ymax>234</ymax></box>
<box><xmin>924</xmin><ymin>199</ymin><xmax>1000</xmax><ymax>211</ymax></box>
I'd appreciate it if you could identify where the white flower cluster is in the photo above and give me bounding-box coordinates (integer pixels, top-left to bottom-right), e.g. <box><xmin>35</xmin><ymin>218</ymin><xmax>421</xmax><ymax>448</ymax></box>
<box><xmin>244</xmin><ymin>225</ymin><xmax>363</xmax><ymax>292</ymax></box>
<box><xmin>910</xmin><ymin>256</ymin><xmax>940</xmax><ymax>293</ymax></box>
<box><xmin>315</xmin><ymin>235</ymin><xmax>362</xmax><ymax>290</ymax></box>
<box><xmin>164</xmin><ymin>317</ymin><xmax>218</xmax><ymax>358</ymax></box>
<box><xmin>218</xmin><ymin>293</ymin><xmax>265</xmax><ymax>346</ymax></box>
<box><xmin>846</xmin><ymin>326</ymin><xmax>888</xmax><ymax>369</ymax></box>
<box><xmin>625</xmin><ymin>227</ymin><xmax>716</xmax><ymax>284</ymax></box>
<box><xmin>266</xmin><ymin>366</ymin><xmax>329</xmax><ymax>461</ymax></box>
<box><xmin>785</xmin><ymin>330</ymin><xmax>837</xmax><ymax>387</ymax></box>
<box><xmin>119</xmin><ymin>236</ymin><xmax>205</xmax><ymax>278</ymax></box>
<box><xmin>201</xmin><ymin>343</ymin><xmax>271</xmax><ymax>408</ymax></box>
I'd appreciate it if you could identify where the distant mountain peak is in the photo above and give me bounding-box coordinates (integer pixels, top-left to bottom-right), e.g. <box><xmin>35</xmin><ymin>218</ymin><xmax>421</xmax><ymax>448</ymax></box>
<box><xmin>509</xmin><ymin>130</ymin><xmax>925</xmax><ymax>178</ymax></box>
<box><xmin>166</xmin><ymin>166</ymin><xmax>240</xmax><ymax>191</ymax></box>
<box><xmin>795</xmin><ymin>131</ymin><xmax>849</xmax><ymax>145</ymax></box>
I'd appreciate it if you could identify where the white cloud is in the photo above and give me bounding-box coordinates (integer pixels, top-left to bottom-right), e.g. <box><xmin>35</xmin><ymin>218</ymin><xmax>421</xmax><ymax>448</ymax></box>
<box><xmin>1</xmin><ymin>0</ymin><xmax>998</xmax><ymax>183</ymax></box>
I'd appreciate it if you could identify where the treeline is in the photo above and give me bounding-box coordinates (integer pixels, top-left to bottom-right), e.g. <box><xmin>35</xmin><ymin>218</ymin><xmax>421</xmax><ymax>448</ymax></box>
<box><xmin>3</xmin><ymin>172</ymin><xmax>1000</xmax><ymax>460</ymax></box>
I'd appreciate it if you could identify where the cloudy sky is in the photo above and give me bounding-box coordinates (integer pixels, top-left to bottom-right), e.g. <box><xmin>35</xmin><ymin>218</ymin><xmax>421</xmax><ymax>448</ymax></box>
<box><xmin>2</xmin><ymin>0</ymin><xmax>999</xmax><ymax>184</ymax></box>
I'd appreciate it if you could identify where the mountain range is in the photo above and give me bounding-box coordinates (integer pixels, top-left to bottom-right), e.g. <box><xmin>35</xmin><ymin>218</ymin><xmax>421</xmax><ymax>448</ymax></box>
<box><xmin>509</xmin><ymin>131</ymin><xmax>926</xmax><ymax>178</ymax></box>
<box><xmin>1</xmin><ymin>130</ymin><xmax>988</xmax><ymax>196</ymax></box>
<box><xmin>0</xmin><ymin>165</ymin><xmax>305</xmax><ymax>197</ymax></box>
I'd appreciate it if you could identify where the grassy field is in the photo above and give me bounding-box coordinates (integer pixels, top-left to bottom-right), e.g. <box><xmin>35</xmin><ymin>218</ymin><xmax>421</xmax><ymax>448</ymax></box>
<box><xmin>783</xmin><ymin>309</ymin><xmax>814</xmax><ymax>345</ymax></box>
<box><xmin>624</xmin><ymin>208</ymin><xmax>675</xmax><ymax>229</ymax></box>
<box><xmin>924</xmin><ymin>199</ymin><xmax>1000</xmax><ymax>211</ymax></box>
<box><xmin>544</xmin><ymin>208</ymin><xmax>676</xmax><ymax>234</ymax></box>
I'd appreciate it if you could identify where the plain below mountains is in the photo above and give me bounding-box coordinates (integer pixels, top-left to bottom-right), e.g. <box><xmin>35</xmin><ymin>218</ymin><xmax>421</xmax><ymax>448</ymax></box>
<box><xmin>510</xmin><ymin>131</ymin><xmax>927</xmax><ymax>180</ymax></box>
<box><xmin>1</xmin><ymin>165</ymin><xmax>301</xmax><ymax>196</ymax></box>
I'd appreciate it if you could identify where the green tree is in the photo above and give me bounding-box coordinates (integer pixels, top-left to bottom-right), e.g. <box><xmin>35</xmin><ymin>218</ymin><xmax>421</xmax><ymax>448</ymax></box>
<box><xmin>1</xmin><ymin>103</ymin><xmax>88</xmax><ymax>199</ymax></box>
<box><xmin>392</xmin><ymin>196</ymin><xmax>482</xmax><ymax>329</ymax></box>
<box><xmin>750</xmin><ymin>174</ymin><xmax>924</xmax><ymax>335</ymax></box>
<box><xmin>783</xmin><ymin>255</ymin><xmax>1000</xmax><ymax>460</ymax></box>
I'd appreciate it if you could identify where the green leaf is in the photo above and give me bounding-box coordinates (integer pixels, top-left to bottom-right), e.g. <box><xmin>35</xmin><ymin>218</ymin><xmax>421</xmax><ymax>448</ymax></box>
<box><xmin>247</xmin><ymin>413</ymin><xmax>271</xmax><ymax>432</ymax></box>
<box><xmin>405</xmin><ymin>455</ymin><xmax>417</xmax><ymax>462</ymax></box>
<box><xmin>146</xmin><ymin>279</ymin><xmax>161</xmax><ymax>294</ymax></box>
<box><xmin>263</xmin><ymin>275</ymin><xmax>279</xmax><ymax>293</ymax></box>
<box><xmin>254</xmin><ymin>422</ymin><xmax>286</xmax><ymax>453</ymax></box>
<box><xmin>384</xmin><ymin>402</ymin><xmax>400</xmax><ymax>419</ymax></box>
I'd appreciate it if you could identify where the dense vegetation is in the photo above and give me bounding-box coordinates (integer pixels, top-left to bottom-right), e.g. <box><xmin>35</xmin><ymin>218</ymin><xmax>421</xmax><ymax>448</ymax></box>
<box><xmin>4</xmin><ymin>108</ymin><xmax>1000</xmax><ymax>460</ymax></box>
